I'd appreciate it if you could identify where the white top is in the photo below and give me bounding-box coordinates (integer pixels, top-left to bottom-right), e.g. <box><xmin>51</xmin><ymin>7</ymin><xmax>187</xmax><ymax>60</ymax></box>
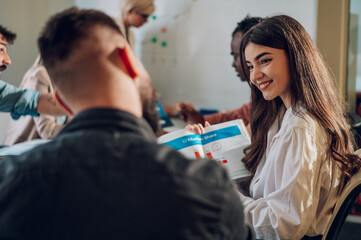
<box><xmin>240</xmin><ymin>107</ymin><xmax>341</xmax><ymax>239</ymax></box>
<box><xmin>3</xmin><ymin>57</ymin><xmax>65</xmax><ymax>145</ymax></box>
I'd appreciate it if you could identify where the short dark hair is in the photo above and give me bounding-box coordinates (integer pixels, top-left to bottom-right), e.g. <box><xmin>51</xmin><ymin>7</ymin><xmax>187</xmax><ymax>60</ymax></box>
<box><xmin>0</xmin><ymin>25</ymin><xmax>16</xmax><ymax>44</ymax></box>
<box><xmin>232</xmin><ymin>15</ymin><xmax>263</xmax><ymax>37</ymax></box>
<box><xmin>38</xmin><ymin>7</ymin><xmax>122</xmax><ymax>70</ymax></box>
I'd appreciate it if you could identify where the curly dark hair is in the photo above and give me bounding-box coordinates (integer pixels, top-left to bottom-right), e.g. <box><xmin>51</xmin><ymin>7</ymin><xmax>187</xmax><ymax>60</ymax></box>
<box><xmin>0</xmin><ymin>25</ymin><xmax>16</xmax><ymax>44</ymax></box>
<box><xmin>232</xmin><ymin>15</ymin><xmax>263</xmax><ymax>37</ymax></box>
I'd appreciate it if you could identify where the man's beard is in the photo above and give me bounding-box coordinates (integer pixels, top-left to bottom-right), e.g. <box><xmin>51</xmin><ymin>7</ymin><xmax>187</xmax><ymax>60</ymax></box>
<box><xmin>142</xmin><ymin>89</ymin><xmax>161</xmax><ymax>135</ymax></box>
<box><xmin>0</xmin><ymin>65</ymin><xmax>7</xmax><ymax>73</ymax></box>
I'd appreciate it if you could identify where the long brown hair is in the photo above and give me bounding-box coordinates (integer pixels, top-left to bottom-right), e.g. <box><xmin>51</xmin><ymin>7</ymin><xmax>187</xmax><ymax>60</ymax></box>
<box><xmin>239</xmin><ymin>15</ymin><xmax>361</xmax><ymax>194</ymax></box>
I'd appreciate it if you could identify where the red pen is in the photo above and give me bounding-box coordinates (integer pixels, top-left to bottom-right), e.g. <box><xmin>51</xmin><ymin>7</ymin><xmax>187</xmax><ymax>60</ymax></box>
<box><xmin>118</xmin><ymin>47</ymin><xmax>137</xmax><ymax>79</ymax></box>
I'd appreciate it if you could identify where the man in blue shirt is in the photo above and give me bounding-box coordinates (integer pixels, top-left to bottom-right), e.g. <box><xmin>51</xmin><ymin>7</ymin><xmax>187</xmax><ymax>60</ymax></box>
<box><xmin>0</xmin><ymin>25</ymin><xmax>68</xmax><ymax>119</ymax></box>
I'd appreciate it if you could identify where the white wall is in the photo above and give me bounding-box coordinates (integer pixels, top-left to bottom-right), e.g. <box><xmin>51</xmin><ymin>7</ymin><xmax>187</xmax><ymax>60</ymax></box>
<box><xmin>0</xmin><ymin>113</ymin><xmax>10</xmax><ymax>145</ymax></box>
<box><xmin>77</xmin><ymin>0</ymin><xmax>317</xmax><ymax>110</ymax></box>
<box><xmin>350</xmin><ymin>0</ymin><xmax>361</xmax><ymax>92</ymax></box>
<box><xmin>0</xmin><ymin>0</ymin><xmax>74</xmax><ymax>87</ymax></box>
<box><xmin>75</xmin><ymin>0</ymin><xmax>119</xmax><ymax>17</ymax></box>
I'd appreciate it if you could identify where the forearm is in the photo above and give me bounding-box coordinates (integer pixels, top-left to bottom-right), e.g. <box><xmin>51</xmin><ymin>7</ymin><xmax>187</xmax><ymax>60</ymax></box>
<box><xmin>36</xmin><ymin>93</ymin><xmax>69</xmax><ymax>116</ymax></box>
<box><xmin>204</xmin><ymin>103</ymin><xmax>251</xmax><ymax>125</ymax></box>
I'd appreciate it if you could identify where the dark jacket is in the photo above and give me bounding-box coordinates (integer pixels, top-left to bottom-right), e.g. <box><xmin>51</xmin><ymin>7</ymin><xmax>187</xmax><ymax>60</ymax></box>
<box><xmin>0</xmin><ymin>108</ymin><xmax>252</xmax><ymax>240</ymax></box>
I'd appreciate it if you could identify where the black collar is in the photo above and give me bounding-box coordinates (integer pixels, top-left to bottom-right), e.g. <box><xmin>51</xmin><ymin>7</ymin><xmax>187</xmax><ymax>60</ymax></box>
<box><xmin>59</xmin><ymin>108</ymin><xmax>156</xmax><ymax>142</ymax></box>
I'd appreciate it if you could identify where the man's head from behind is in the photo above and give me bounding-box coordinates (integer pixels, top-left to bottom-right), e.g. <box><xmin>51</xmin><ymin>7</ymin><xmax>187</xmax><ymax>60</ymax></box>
<box><xmin>38</xmin><ymin>7</ymin><xmax>122</xmax><ymax>76</ymax></box>
<box><xmin>0</xmin><ymin>25</ymin><xmax>16</xmax><ymax>74</ymax></box>
<box><xmin>38</xmin><ymin>7</ymin><xmax>160</xmax><ymax>133</ymax></box>
<box><xmin>231</xmin><ymin>15</ymin><xmax>263</xmax><ymax>81</ymax></box>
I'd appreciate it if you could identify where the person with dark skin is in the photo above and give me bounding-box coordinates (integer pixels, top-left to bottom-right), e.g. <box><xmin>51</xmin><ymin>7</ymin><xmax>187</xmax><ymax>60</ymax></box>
<box><xmin>167</xmin><ymin>16</ymin><xmax>263</xmax><ymax>134</ymax></box>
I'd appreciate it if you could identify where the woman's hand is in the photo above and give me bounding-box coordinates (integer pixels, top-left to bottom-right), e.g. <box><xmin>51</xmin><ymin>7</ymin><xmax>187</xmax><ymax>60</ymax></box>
<box><xmin>185</xmin><ymin>121</ymin><xmax>211</xmax><ymax>134</ymax></box>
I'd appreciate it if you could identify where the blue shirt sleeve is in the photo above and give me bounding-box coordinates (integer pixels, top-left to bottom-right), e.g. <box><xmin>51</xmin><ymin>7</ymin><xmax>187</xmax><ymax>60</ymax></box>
<box><xmin>0</xmin><ymin>80</ymin><xmax>40</xmax><ymax>120</ymax></box>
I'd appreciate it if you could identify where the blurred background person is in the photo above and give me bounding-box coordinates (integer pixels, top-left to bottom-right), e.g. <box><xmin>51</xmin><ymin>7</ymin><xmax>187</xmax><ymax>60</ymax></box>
<box><xmin>165</xmin><ymin>16</ymin><xmax>263</xmax><ymax>135</ymax></box>
<box><xmin>0</xmin><ymin>25</ymin><xmax>69</xmax><ymax>121</ymax></box>
<box><xmin>117</xmin><ymin>0</ymin><xmax>155</xmax><ymax>48</ymax></box>
<box><xmin>3</xmin><ymin>56</ymin><xmax>69</xmax><ymax>145</ymax></box>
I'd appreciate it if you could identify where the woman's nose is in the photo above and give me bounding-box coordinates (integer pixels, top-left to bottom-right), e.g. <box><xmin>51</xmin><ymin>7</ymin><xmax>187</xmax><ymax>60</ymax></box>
<box><xmin>251</xmin><ymin>66</ymin><xmax>263</xmax><ymax>83</ymax></box>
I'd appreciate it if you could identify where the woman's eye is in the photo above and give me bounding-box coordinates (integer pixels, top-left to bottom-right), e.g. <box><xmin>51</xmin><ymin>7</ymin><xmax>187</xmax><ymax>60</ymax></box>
<box><xmin>247</xmin><ymin>65</ymin><xmax>253</xmax><ymax>70</ymax></box>
<box><xmin>261</xmin><ymin>59</ymin><xmax>271</xmax><ymax>64</ymax></box>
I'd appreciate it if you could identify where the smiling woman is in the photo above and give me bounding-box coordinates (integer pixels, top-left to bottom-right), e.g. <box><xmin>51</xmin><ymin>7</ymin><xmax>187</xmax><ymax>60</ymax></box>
<box><xmin>245</xmin><ymin>44</ymin><xmax>292</xmax><ymax>108</ymax></box>
<box><xmin>238</xmin><ymin>15</ymin><xmax>361</xmax><ymax>239</ymax></box>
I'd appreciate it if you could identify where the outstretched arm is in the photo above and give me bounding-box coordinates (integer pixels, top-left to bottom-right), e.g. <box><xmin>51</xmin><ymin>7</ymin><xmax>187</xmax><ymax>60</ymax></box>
<box><xmin>36</xmin><ymin>93</ymin><xmax>70</xmax><ymax>116</ymax></box>
<box><xmin>0</xmin><ymin>80</ymin><xmax>70</xmax><ymax>119</ymax></box>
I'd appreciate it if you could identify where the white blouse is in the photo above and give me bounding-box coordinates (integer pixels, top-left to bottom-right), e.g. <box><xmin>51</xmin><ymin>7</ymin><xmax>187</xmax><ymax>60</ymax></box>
<box><xmin>240</xmin><ymin>107</ymin><xmax>341</xmax><ymax>239</ymax></box>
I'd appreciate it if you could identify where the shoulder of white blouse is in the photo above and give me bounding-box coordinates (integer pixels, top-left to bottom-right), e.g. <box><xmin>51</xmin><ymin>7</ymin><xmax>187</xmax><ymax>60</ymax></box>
<box><xmin>286</xmin><ymin>112</ymin><xmax>330</xmax><ymax>150</ymax></box>
<box><xmin>278</xmin><ymin>113</ymin><xmax>326</xmax><ymax>148</ymax></box>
